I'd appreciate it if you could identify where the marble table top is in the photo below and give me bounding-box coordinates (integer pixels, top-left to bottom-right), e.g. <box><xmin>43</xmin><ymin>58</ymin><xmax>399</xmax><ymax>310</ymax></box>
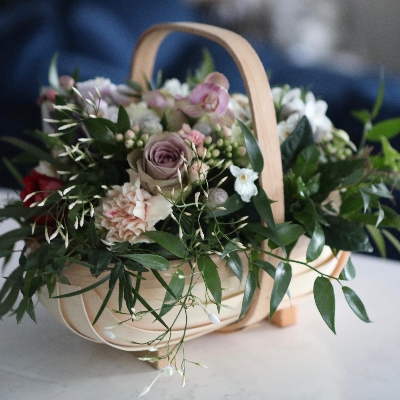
<box><xmin>1</xmin><ymin>190</ymin><xmax>400</xmax><ymax>400</ymax></box>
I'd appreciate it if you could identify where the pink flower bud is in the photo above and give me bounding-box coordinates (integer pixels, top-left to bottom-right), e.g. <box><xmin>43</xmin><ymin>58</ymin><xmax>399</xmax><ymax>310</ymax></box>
<box><xmin>59</xmin><ymin>75</ymin><xmax>75</xmax><ymax>90</ymax></box>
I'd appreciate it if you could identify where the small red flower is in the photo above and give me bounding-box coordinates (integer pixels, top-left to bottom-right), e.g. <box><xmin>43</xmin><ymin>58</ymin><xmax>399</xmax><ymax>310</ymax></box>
<box><xmin>21</xmin><ymin>170</ymin><xmax>64</xmax><ymax>225</ymax></box>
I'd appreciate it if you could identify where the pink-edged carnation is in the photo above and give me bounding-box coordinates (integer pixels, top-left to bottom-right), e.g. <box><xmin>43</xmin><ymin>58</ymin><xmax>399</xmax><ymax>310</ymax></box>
<box><xmin>97</xmin><ymin>171</ymin><xmax>172</xmax><ymax>244</ymax></box>
<box><xmin>178</xmin><ymin>72</ymin><xmax>235</xmax><ymax>126</ymax></box>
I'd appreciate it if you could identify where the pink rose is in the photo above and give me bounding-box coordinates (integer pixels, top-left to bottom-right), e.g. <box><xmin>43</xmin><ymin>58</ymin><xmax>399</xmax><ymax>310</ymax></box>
<box><xmin>128</xmin><ymin>132</ymin><xmax>193</xmax><ymax>197</ymax></box>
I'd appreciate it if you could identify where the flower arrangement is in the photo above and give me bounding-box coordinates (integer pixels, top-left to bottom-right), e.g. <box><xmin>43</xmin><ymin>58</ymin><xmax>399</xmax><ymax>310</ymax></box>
<box><xmin>1</xmin><ymin>49</ymin><xmax>400</xmax><ymax>394</ymax></box>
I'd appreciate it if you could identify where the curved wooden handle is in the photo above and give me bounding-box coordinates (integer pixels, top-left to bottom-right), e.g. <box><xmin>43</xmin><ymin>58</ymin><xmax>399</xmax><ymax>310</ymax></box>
<box><xmin>130</xmin><ymin>22</ymin><xmax>283</xmax><ymax>328</ymax></box>
<box><xmin>131</xmin><ymin>22</ymin><xmax>284</xmax><ymax>222</ymax></box>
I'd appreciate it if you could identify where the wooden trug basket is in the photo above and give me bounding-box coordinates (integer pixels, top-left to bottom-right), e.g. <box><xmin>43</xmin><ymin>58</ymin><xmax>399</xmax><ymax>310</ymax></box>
<box><xmin>38</xmin><ymin>22</ymin><xmax>349</xmax><ymax>368</ymax></box>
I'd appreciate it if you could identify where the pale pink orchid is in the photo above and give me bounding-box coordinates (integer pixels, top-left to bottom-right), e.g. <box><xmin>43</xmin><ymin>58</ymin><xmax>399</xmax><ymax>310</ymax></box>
<box><xmin>178</xmin><ymin>72</ymin><xmax>235</xmax><ymax>126</ymax></box>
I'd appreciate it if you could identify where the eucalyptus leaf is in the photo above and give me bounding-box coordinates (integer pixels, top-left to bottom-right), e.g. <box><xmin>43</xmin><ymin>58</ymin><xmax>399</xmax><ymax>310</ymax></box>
<box><xmin>270</xmin><ymin>262</ymin><xmax>292</xmax><ymax>318</ymax></box>
<box><xmin>342</xmin><ymin>286</ymin><xmax>371</xmax><ymax>323</ymax></box>
<box><xmin>145</xmin><ymin>231</ymin><xmax>187</xmax><ymax>259</ymax></box>
<box><xmin>314</xmin><ymin>276</ymin><xmax>336</xmax><ymax>334</ymax></box>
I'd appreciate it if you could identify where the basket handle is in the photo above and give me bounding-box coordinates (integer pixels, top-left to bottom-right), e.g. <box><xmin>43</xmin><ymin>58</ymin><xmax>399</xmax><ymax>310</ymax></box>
<box><xmin>130</xmin><ymin>22</ymin><xmax>283</xmax><ymax>328</ymax></box>
<box><xmin>130</xmin><ymin>22</ymin><xmax>284</xmax><ymax>223</ymax></box>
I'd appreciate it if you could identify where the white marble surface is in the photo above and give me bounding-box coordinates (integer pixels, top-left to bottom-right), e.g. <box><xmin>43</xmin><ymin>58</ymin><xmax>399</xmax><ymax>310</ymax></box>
<box><xmin>1</xmin><ymin>190</ymin><xmax>400</xmax><ymax>399</ymax></box>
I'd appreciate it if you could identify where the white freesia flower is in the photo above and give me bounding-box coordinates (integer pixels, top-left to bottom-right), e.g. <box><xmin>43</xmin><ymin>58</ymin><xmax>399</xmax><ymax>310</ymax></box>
<box><xmin>277</xmin><ymin>113</ymin><xmax>301</xmax><ymax>144</ymax></box>
<box><xmin>230</xmin><ymin>165</ymin><xmax>259</xmax><ymax>202</ymax></box>
<box><xmin>304</xmin><ymin>92</ymin><xmax>332</xmax><ymax>141</ymax></box>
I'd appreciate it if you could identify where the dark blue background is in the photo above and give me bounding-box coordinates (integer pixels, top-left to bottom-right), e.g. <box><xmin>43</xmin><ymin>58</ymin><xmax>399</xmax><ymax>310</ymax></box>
<box><xmin>1</xmin><ymin>0</ymin><xmax>399</xmax><ymax>258</ymax></box>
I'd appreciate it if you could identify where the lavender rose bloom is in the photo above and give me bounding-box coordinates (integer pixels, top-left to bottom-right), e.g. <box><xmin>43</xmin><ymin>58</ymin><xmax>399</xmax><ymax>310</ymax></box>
<box><xmin>128</xmin><ymin>132</ymin><xmax>193</xmax><ymax>197</ymax></box>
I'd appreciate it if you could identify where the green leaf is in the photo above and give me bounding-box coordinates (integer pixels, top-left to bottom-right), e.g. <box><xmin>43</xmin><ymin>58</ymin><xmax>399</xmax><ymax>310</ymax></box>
<box><xmin>198</xmin><ymin>255</ymin><xmax>222</xmax><ymax>312</ymax></box>
<box><xmin>207</xmin><ymin>193</ymin><xmax>244</xmax><ymax>218</ymax></box>
<box><xmin>253</xmin><ymin>259</ymin><xmax>276</xmax><ymax>279</ymax></box>
<box><xmin>151</xmin><ymin>269</ymin><xmax>180</xmax><ymax>301</ymax></box>
<box><xmin>237</xmin><ymin>119</ymin><xmax>264</xmax><ymax>173</ymax></box>
<box><xmin>2</xmin><ymin>157</ymin><xmax>23</xmax><ymax>187</ymax></box>
<box><xmin>339</xmin><ymin>257</ymin><xmax>356</xmax><ymax>281</ymax></box>
<box><xmin>366</xmin><ymin>225</ymin><xmax>386</xmax><ymax>258</ymax></box>
<box><xmin>351</xmin><ymin>109</ymin><xmax>370</xmax><ymax>124</ymax></box>
<box><xmin>53</xmin><ymin>274</ymin><xmax>110</xmax><ymax>298</ymax></box>
<box><xmin>239</xmin><ymin>270</ymin><xmax>257</xmax><ymax>320</ymax></box>
<box><xmin>342</xmin><ymin>286</ymin><xmax>371</xmax><ymax>323</ymax></box>
<box><xmin>323</xmin><ymin>216</ymin><xmax>373</xmax><ymax>253</ymax></box>
<box><xmin>270</xmin><ymin>262</ymin><xmax>292</xmax><ymax>318</ymax></box>
<box><xmin>225</xmin><ymin>251</ymin><xmax>243</xmax><ymax>282</ymax></box>
<box><xmin>145</xmin><ymin>231</ymin><xmax>187</xmax><ymax>258</ymax></box>
<box><xmin>370</xmin><ymin>73</ymin><xmax>385</xmax><ymax>120</ymax></box>
<box><xmin>280</xmin><ymin>116</ymin><xmax>314</xmax><ymax>173</ymax></box>
<box><xmin>360</xmin><ymin>189</ymin><xmax>370</xmax><ymax>213</ymax></box>
<box><xmin>314</xmin><ymin>276</ymin><xmax>336</xmax><ymax>334</ymax></box>
<box><xmin>121</xmin><ymin>254</ymin><xmax>170</xmax><ymax>271</ymax></box>
<box><xmin>130</xmin><ymin>283</ymin><xmax>169</xmax><ymax>329</ymax></box>
<box><xmin>252</xmin><ymin>187</ymin><xmax>286</xmax><ymax>255</ymax></box>
<box><xmin>0</xmin><ymin>136</ymin><xmax>67</xmax><ymax>171</ymax></box>
<box><xmin>376</xmin><ymin>204</ymin><xmax>384</xmax><ymax>227</ymax></box>
<box><xmin>117</xmin><ymin>105</ymin><xmax>131</xmax><ymax>133</ymax></box>
<box><xmin>159</xmin><ymin>269</ymin><xmax>185</xmax><ymax>317</ymax></box>
<box><xmin>87</xmin><ymin>220</ymin><xmax>99</xmax><ymax>247</ymax></box>
<box><xmin>382</xmin><ymin>229</ymin><xmax>400</xmax><ymax>253</ymax></box>
<box><xmin>84</xmin><ymin>118</ymin><xmax>116</xmax><ymax>144</ymax></box>
<box><xmin>292</xmin><ymin>144</ymin><xmax>320</xmax><ymax>181</ymax></box>
<box><xmin>306</xmin><ymin>223</ymin><xmax>325</xmax><ymax>262</ymax></box>
<box><xmin>366</xmin><ymin>117</ymin><xmax>400</xmax><ymax>141</ymax></box>
<box><xmin>48</xmin><ymin>52</ymin><xmax>60</xmax><ymax>90</ymax></box>
<box><xmin>221</xmin><ymin>241</ymin><xmax>242</xmax><ymax>259</ymax></box>
<box><xmin>276</xmin><ymin>223</ymin><xmax>305</xmax><ymax>246</ymax></box>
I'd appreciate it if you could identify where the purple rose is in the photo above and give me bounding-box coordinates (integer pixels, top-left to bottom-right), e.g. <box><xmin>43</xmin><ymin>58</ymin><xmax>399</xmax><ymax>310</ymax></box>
<box><xmin>128</xmin><ymin>132</ymin><xmax>193</xmax><ymax>197</ymax></box>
